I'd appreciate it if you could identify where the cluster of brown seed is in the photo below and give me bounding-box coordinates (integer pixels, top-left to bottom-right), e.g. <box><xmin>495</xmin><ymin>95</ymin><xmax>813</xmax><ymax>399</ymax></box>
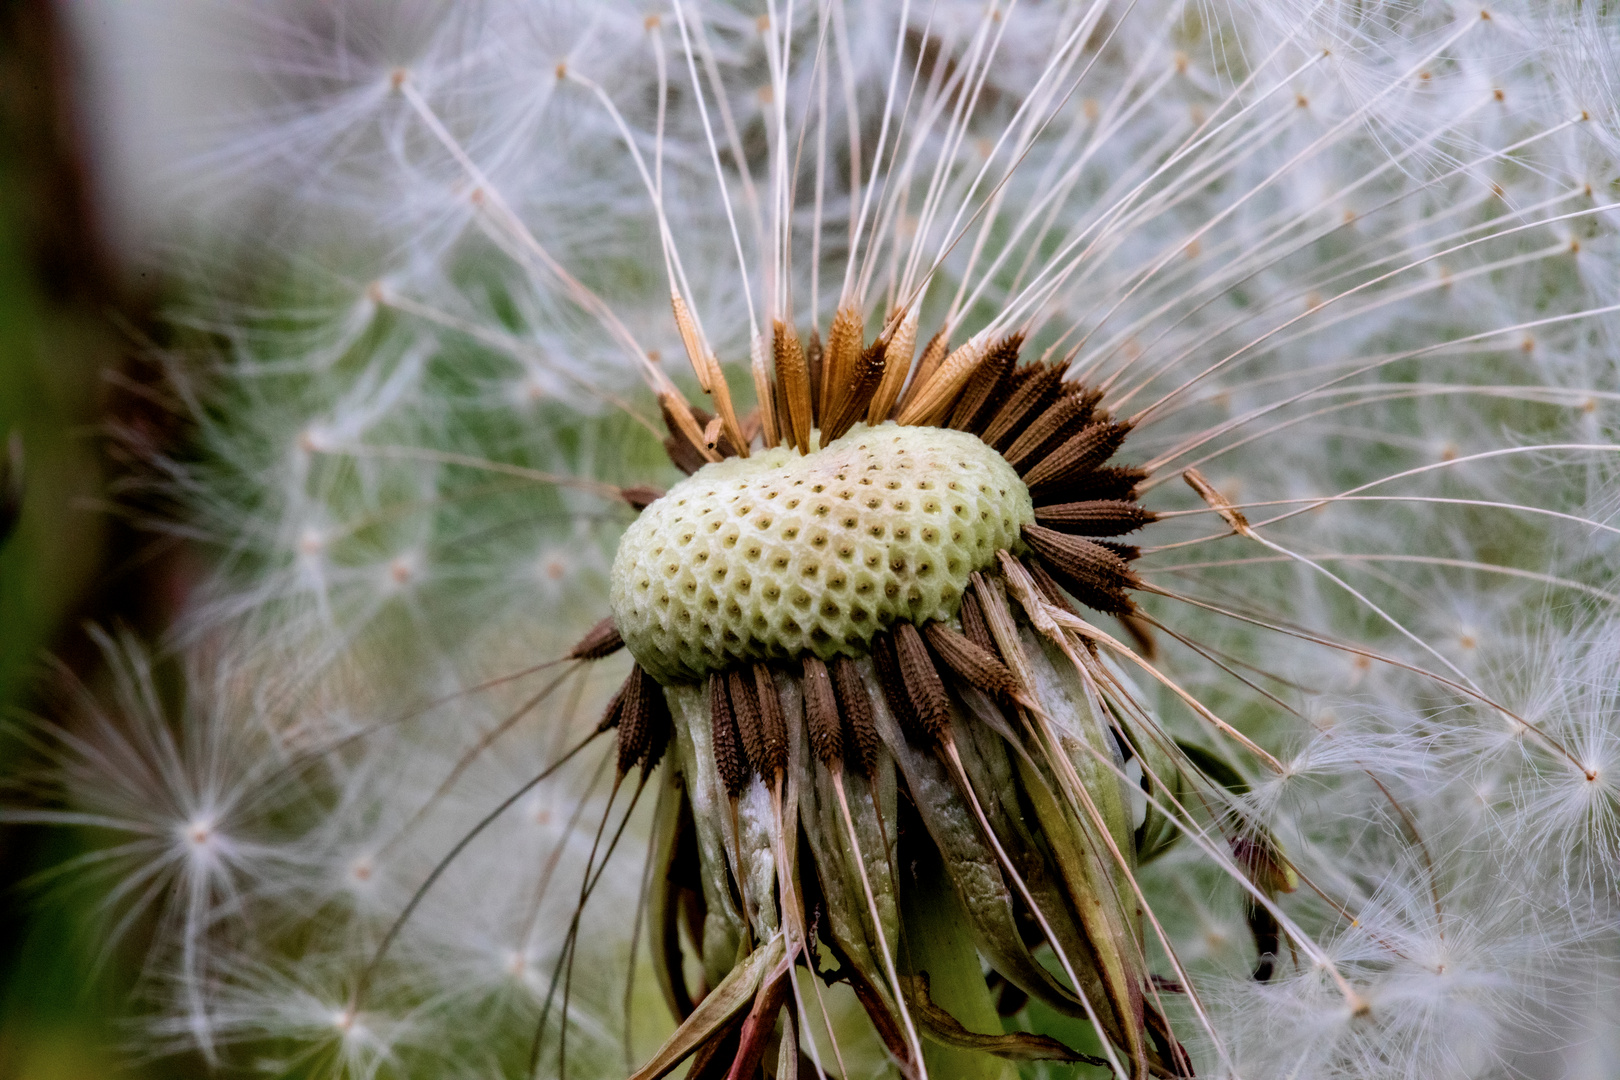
<box><xmin>589</xmin><ymin>320</ymin><xmax>1160</xmax><ymax>785</ymax></box>
<box><xmin>703</xmin><ymin>614</ymin><xmax>1026</xmax><ymax>798</ymax></box>
<box><xmin>671</xmin><ymin>330</ymin><xmax>1156</xmax><ymax>611</ymax></box>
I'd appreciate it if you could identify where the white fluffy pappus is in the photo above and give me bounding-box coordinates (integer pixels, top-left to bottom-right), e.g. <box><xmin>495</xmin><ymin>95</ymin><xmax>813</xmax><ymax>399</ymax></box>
<box><xmin>17</xmin><ymin>0</ymin><xmax>1620</xmax><ymax>1077</ymax></box>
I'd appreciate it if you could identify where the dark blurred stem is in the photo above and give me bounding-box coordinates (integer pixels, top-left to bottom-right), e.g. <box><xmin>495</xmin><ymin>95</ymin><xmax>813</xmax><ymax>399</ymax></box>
<box><xmin>0</xmin><ymin>2</ymin><xmax>184</xmax><ymax>1076</ymax></box>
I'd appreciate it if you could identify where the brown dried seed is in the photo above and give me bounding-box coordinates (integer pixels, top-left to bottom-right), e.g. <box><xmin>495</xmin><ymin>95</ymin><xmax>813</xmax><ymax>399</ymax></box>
<box><xmin>752</xmin><ymin>663</ymin><xmax>788</xmax><ymax>778</ymax></box>
<box><xmin>806</xmin><ymin>326</ymin><xmax>825</xmax><ymax>425</ymax></box>
<box><xmin>671</xmin><ymin>293</ymin><xmax>715</xmax><ymax>393</ymax></box>
<box><xmin>614</xmin><ymin>665</ymin><xmax>658</xmax><ymax>775</ymax></box>
<box><xmin>957</xmin><ymin>586</ymin><xmax>998</xmax><ymax>656</ymax></box>
<box><xmin>1117</xmin><ymin>611</ymin><xmax>1159</xmax><ymax>661</ymax></box>
<box><xmin>642</xmin><ymin>678</ymin><xmax>674</xmax><ymax>772</ymax></box>
<box><xmin>802</xmin><ymin>656</ymin><xmax>844</xmax><ymax>769</ymax></box>
<box><xmin>772</xmin><ymin>369</ymin><xmax>792</xmax><ymax>452</ymax></box>
<box><xmin>896</xmin><ymin>335</ymin><xmax>990</xmax><ymax>427</ymax></box>
<box><xmin>661</xmin><ymin>396</ymin><xmax>714</xmax><ymax>475</ymax></box>
<box><xmin>982</xmin><ymin>365</ymin><xmax>1039</xmax><ymax>435</ymax></box>
<box><xmin>923</xmin><ymin>621</ymin><xmax>1021</xmax><ymax>699</ymax></box>
<box><xmin>821</xmin><ymin>338</ymin><xmax>888</xmax><ymax>444</ymax></box>
<box><xmin>1032</xmin><ymin>499</ymin><xmax>1157</xmax><ymax>536</ymax></box>
<box><xmin>1097</xmin><ymin>541</ymin><xmax>1141</xmax><ymax>562</ymax></box>
<box><xmin>1002</xmin><ymin>391</ymin><xmax>1104</xmax><ymax>471</ymax></box>
<box><xmin>983</xmin><ymin>362</ymin><xmax>1067</xmax><ymax>450</ymax></box>
<box><xmin>728</xmin><ymin>669</ymin><xmax>767</xmax><ymax>778</ymax></box>
<box><xmin>871</xmin><ymin>632</ymin><xmax>929</xmax><ymax>744</ymax></box>
<box><xmin>709</xmin><ymin>674</ymin><xmax>749</xmax><ymax>797</ymax></box>
<box><xmin>568</xmin><ymin>616</ymin><xmax>625</xmax><ymax>661</ymax></box>
<box><xmin>947</xmin><ymin>334</ymin><xmax>1021</xmax><ymax>434</ymax></box>
<box><xmin>619</xmin><ymin>484</ymin><xmax>664</xmax><ymax>511</ymax></box>
<box><xmin>867</xmin><ymin>308</ymin><xmax>918</xmax><ymax>424</ymax></box>
<box><xmin>893</xmin><ymin>622</ymin><xmax>952</xmax><ymax>742</ymax></box>
<box><xmin>701</xmin><ymin>338</ymin><xmax>749</xmax><ymax>460</ymax></box>
<box><xmin>820</xmin><ymin>305</ymin><xmax>865</xmax><ymax>423</ymax></box>
<box><xmin>830</xmin><ymin>655</ymin><xmax>881</xmax><ymax>777</ymax></box>
<box><xmin>774</xmin><ymin>319</ymin><xmax>813</xmax><ymax>453</ymax></box>
<box><xmin>1021</xmin><ymin>524</ymin><xmax>1139</xmax><ymax>616</ymax></box>
<box><xmin>1056</xmin><ymin>463</ymin><xmax>1148</xmax><ymax>503</ymax></box>
<box><xmin>893</xmin><ymin>329</ymin><xmax>948</xmax><ymax>416</ymax></box>
<box><xmin>1021</xmin><ymin>420</ymin><xmax>1133</xmax><ymax>494</ymax></box>
<box><xmin>690</xmin><ymin>405</ymin><xmax>741</xmax><ymax>456</ymax></box>
<box><xmin>750</xmin><ymin>333</ymin><xmax>780</xmax><ymax>449</ymax></box>
<box><xmin>1001</xmin><ymin>363</ymin><xmax>1041</xmax><ymax>399</ymax></box>
<box><xmin>1184</xmin><ymin>465</ymin><xmax>1254</xmax><ymax>537</ymax></box>
<box><xmin>658</xmin><ymin>378</ymin><xmax>720</xmax><ymax>470</ymax></box>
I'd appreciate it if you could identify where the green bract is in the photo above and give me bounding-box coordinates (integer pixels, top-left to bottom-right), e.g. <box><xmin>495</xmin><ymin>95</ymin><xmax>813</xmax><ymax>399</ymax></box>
<box><xmin>610</xmin><ymin>423</ymin><xmax>1033</xmax><ymax>682</ymax></box>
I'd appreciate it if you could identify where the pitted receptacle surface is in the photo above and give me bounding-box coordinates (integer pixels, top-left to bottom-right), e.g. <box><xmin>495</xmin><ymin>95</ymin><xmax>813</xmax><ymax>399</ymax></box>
<box><xmin>609</xmin><ymin>422</ymin><xmax>1034</xmax><ymax>683</ymax></box>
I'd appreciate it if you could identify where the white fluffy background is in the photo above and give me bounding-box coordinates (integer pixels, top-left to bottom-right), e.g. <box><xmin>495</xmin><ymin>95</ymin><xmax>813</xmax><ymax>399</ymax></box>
<box><xmin>35</xmin><ymin>2</ymin><xmax>1620</xmax><ymax>1077</ymax></box>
